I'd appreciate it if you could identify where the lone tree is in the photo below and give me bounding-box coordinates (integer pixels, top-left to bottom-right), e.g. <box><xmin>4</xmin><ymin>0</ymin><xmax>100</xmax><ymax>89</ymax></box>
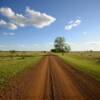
<box><xmin>52</xmin><ymin>37</ymin><xmax>71</xmax><ymax>53</ymax></box>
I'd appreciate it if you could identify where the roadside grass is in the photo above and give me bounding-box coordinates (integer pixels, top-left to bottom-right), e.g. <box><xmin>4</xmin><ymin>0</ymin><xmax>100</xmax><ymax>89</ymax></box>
<box><xmin>66</xmin><ymin>52</ymin><xmax>100</xmax><ymax>63</ymax></box>
<box><xmin>0</xmin><ymin>53</ymin><xmax>43</xmax><ymax>88</ymax></box>
<box><xmin>56</xmin><ymin>52</ymin><xmax>100</xmax><ymax>81</ymax></box>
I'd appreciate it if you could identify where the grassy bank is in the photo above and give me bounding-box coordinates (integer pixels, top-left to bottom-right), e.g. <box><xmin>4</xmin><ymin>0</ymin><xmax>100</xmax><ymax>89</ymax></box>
<box><xmin>56</xmin><ymin>52</ymin><xmax>100</xmax><ymax>81</ymax></box>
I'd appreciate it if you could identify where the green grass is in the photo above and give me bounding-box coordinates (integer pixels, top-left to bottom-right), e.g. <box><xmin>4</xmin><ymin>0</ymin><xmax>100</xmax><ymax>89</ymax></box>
<box><xmin>56</xmin><ymin>52</ymin><xmax>100</xmax><ymax>81</ymax></box>
<box><xmin>0</xmin><ymin>54</ymin><xmax>43</xmax><ymax>88</ymax></box>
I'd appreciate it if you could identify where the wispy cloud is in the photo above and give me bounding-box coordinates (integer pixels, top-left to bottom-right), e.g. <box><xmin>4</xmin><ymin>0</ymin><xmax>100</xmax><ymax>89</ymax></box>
<box><xmin>69</xmin><ymin>41</ymin><xmax>100</xmax><ymax>51</ymax></box>
<box><xmin>65</xmin><ymin>19</ymin><xmax>81</xmax><ymax>30</ymax></box>
<box><xmin>3</xmin><ymin>32</ymin><xmax>15</xmax><ymax>36</ymax></box>
<box><xmin>0</xmin><ymin>7</ymin><xmax>56</xmax><ymax>29</ymax></box>
<box><xmin>18</xmin><ymin>44</ymin><xmax>25</xmax><ymax>48</ymax></box>
<box><xmin>86</xmin><ymin>41</ymin><xmax>100</xmax><ymax>46</ymax></box>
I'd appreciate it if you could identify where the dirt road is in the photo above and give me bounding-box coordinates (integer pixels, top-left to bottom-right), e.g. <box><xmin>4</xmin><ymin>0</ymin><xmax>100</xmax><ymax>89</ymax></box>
<box><xmin>0</xmin><ymin>54</ymin><xmax>100</xmax><ymax>100</ymax></box>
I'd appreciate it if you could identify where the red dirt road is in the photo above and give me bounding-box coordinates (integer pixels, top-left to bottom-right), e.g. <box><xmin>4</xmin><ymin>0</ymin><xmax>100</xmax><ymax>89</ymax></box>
<box><xmin>0</xmin><ymin>54</ymin><xmax>100</xmax><ymax>100</ymax></box>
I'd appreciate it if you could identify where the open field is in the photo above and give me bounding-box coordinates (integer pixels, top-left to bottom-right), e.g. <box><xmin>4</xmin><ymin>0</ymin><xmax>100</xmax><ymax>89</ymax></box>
<box><xmin>57</xmin><ymin>51</ymin><xmax>100</xmax><ymax>81</ymax></box>
<box><xmin>0</xmin><ymin>51</ymin><xmax>44</xmax><ymax>88</ymax></box>
<box><xmin>0</xmin><ymin>54</ymin><xmax>100</xmax><ymax>100</ymax></box>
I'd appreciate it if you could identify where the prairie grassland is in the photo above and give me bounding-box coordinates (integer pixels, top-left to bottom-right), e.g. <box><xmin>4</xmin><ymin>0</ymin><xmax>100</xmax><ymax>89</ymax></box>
<box><xmin>0</xmin><ymin>51</ymin><xmax>44</xmax><ymax>88</ymax></box>
<box><xmin>57</xmin><ymin>51</ymin><xmax>100</xmax><ymax>81</ymax></box>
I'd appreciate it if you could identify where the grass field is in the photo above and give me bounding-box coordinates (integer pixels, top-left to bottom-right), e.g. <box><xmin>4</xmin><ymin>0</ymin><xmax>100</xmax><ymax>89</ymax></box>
<box><xmin>57</xmin><ymin>51</ymin><xmax>100</xmax><ymax>81</ymax></box>
<box><xmin>0</xmin><ymin>51</ymin><xmax>44</xmax><ymax>88</ymax></box>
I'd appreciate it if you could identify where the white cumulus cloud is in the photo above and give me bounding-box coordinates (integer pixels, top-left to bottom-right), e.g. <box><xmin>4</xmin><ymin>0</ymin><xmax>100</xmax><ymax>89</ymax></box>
<box><xmin>25</xmin><ymin>7</ymin><xmax>56</xmax><ymax>28</ymax></box>
<box><xmin>0</xmin><ymin>7</ymin><xmax>15</xmax><ymax>18</ymax></box>
<box><xmin>65</xmin><ymin>19</ymin><xmax>81</xmax><ymax>30</ymax></box>
<box><xmin>0</xmin><ymin>7</ymin><xmax>56</xmax><ymax>29</ymax></box>
<box><xmin>0</xmin><ymin>20</ymin><xmax>17</xmax><ymax>30</ymax></box>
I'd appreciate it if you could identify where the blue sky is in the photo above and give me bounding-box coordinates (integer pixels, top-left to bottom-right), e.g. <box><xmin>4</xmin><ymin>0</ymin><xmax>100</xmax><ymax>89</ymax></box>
<box><xmin>0</xmin><ymin>0</ymin><xmax>100</xmax><ymax>51</ymax></box>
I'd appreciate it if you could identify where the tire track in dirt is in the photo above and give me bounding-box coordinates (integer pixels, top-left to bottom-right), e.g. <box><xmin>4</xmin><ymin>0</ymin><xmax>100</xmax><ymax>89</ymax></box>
<box><xmin>54</xmin><ymin>55</ymin><xmax>100</xmax><ymax>100</ymax></box>
<box><xmin>0</xmin><ymin>54</ymin><xmax>100</xmax><ymax>100</ymax></box>
<box><xmin>49</xmin><ymin>55</ymin><xmax>84</xmax><ymax>100</ymax></box>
